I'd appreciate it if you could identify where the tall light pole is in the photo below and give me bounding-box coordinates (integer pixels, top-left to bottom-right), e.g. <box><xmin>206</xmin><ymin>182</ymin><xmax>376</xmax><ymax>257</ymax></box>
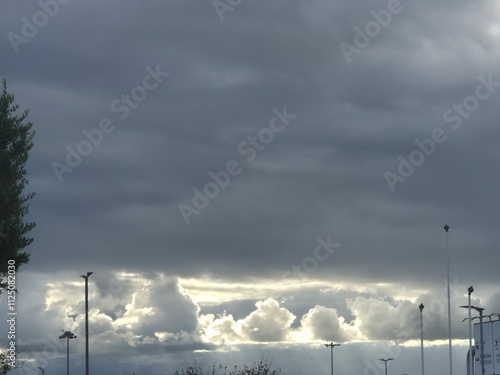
<box><xmin>59</xmin><ymin>330</ymin><xmax>77</xmax><ymax>375</ymax></box>
<box><xmin>80</xmin><ymin>272</ymin><xmax>93</xmax><ymax>375</ymax></box>
<box><xmin>36</xmin><ymin>366</ymin><xmax>45</xmax><ymax>375</ymax></box>
<box><xmin>476</xmin><ymin>306</ymin><xmax>485</xmax><ymax>375</ymax></box>
<box><xmin>379</xmin><ymin>358</ymin><xmax>394</xmax><ymax>375</ymax></box>
<box><xmin>461</xmin><ymin>305</ymin><xmax>485</xmax><ymax>375</ymax></box>
<box><xmin>324</xmin><ymin>342</ymin><xmax>340</xmax><ymax>375</ymax></box>
<box><xmin>419</xmin><ymin>303</ymin><xmax>425</xmax><ymax>375</ymax></box>
<box><xmin>444</xmin><ymin>224</ymin><xmax>453</xmax><ymax>375</ymax></box>
<box><xmin>467</xmin><ymin>287</ymin><xmax>474</xmax><ymax>375</ymax></box>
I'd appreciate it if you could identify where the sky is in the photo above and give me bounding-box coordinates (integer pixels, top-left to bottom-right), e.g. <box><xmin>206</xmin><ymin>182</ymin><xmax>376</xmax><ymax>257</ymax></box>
<box><xmin>1</xmin><ymin>0</ymin><xmax>500</xmax><ymax>374</ymax></box>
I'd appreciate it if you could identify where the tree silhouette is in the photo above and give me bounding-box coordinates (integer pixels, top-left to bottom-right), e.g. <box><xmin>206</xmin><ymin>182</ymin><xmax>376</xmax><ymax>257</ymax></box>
<box><xmin>173</xmin><ymin>359</ymin><xmax>281</xmax><ymax>375</ymax></box>
<box><xmin>0</xmin><ymin>79</ymin><xmax>36</xmax><ymax>294</ymax></box>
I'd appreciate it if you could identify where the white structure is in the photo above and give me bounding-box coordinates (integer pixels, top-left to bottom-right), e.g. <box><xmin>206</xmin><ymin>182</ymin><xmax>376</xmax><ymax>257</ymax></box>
<box><xmin>474</xmin><ymin>319</ymin><xmax>500</xmax><ymax>375</ymax></box>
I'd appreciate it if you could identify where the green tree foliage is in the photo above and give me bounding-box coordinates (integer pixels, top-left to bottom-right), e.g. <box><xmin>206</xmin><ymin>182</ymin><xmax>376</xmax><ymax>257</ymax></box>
<box><xmin>0</xmin><ymin>79</ymin><xmax>35</xmax><ymax>293</ymax></box>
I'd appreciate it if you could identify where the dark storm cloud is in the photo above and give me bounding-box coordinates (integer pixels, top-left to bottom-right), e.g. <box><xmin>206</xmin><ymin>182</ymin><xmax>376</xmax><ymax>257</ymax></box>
<box><xmin>1</xmin><ymin>0</ymin><xmax>498</xmax><ymax>287</ymax></box>
<box><xmin>1</xmin><ymin>0</ymin><xmax>500</xmax><ymax>373</ymax></box>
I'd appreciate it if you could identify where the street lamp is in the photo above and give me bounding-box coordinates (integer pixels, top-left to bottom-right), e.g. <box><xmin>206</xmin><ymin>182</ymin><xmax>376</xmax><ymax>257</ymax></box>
<box><xmin>80</xmin><ymin>272</ymin><xmax>93</xmax><ymax>375</ymax></box>
<box><xmin>36</xmin><ymin>366</ymin><xmax>45</xmax><ymax>375</ymax></box>
<box><xmin>379</xmin><ymin>358</ymin><xmax>394</xmax><ymax>375</ymax></box>
<box><xmin>59</xmin><ymin>330</ymin><xmax>77</xmax><ymax>375</ymax></box>
<box><xmin>460</xmin><ymin>304</ymin><xmax>485</xmax><ymax>375</ymax></box>
<box><xmin>490</xmin><ymin>313</ymin><xmax>500</xmax><ymax>321</ymax></box>
<box><xmin>444</xmin><ymin>224</ymin><xmax>453</xmax><ymax>375</ymax></box>
<box><xmin>324</xmin><ymin>342</ymin><xmax>340</xmax><ymax>375</ymax></box>
<box><xmin>467</xmin><ymin>286</ymin><xmax>474</xmax><ymax>375</ymax></box>
<box><xmin>419</xmin><ymin>303</ymin><xmax>425</xmax><ymax>375</ymax></box>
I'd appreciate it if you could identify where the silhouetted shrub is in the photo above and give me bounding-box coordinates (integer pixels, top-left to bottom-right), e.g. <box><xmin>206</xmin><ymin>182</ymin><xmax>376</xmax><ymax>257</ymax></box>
<box><xmin>173</xmin><ymin>359</ymin><xmax>281</xmax><ymax>375</ymax></box>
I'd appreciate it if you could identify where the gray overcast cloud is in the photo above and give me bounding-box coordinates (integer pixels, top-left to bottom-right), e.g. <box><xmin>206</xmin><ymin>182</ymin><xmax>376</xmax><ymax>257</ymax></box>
<box><xmin>1</xmin><ymin>0</ymin><xmax>500</xmax><ymax>374</ymax></box>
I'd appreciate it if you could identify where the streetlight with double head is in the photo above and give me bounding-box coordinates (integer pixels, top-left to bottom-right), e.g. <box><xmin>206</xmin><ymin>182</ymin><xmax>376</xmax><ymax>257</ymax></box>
<box><xmin>460</xmin><ymin>304</ymin><xmax>485</xmax><ymax>375</ymax></box>
<box><xmin>379</xmin><ymin>358</ymin><xmax>394</xmax><ymax>375</ymax></box>
<box><xmin>324</xmin><ymin>342</ymin><xmax>340</xmax><ymax>375</ymax></box>
<box><xmin>59</xmin><ymin>330</ymin><xmax>77</xmax><ymax>375</ymax></box>
<box><xmin>80</xmin><ymin>272</ymin><xmax>92</xmax><ymax>375</ymax></box>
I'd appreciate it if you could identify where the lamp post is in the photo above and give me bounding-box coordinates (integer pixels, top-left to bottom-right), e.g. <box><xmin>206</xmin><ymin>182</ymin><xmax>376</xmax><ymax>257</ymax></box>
<box><xmin>444</xmin><ymin>224</ymin><xmax>453</xmax><ymax>375</ymax></box>
<box><xmin>36</xmin><ymin>366</ymin><xmax>45</xmax><ymax>375</ymax></box>
<box><xmin>324</xmin><ymin>342</ymin><xmax>340</xmax><ymax>375</ymax></box>
<box><xmin>461</xmin><ymin>305</ymin><xmax>485</xmax><ymax>375</ymax></box>
<box><xmin>419</xmin><ymin>303</ymin><xmax>425</xmax><ymax>375</ymax></box>
<box><xmin>59</xmin><ymin>330</ymin><xmax>77</xmax><ymax>375</ymax></box>
<box><xmin>467</xmin><ymin>287</ymin><xmax>474</xmax><ymax>375</ymax></box>
<box><xmin>80</xmin><ymin>272</ymin><xmax>93</xmax><ymax>375</ymax></box>
<box><xmin>379</xmin><ymin>358</ymin><xmax>394</xmax><ymax>375</ymax></box>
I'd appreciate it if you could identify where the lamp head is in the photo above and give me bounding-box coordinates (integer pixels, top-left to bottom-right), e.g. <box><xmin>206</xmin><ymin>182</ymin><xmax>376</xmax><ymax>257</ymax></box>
<box><xmin>324</xmin><ymin>342</ymin><xmax>340</xmax><ymax>348</ymax></box>
<box><xmin>468</xmin><ymin>286</ymin><xmax>474</xmax><ymax>294</ymax></box>
<box><xmin>460</xmin><ymin>305</ymin><xmax>485</xmax><ymax>313</ymax></box>
<box><xmin>80</xmin><ymin>271</ymin><xmax>93</xmax><ymax>279</ymax></box>
<box><xmin>59</xmin><ymin>330</ymin><xmax>77</xmax><ymax>339</ymax></box>
<box><xmin>419</xmin><ymin>303</ymin><xmax>424</xmax><ymax>311</ymax></box>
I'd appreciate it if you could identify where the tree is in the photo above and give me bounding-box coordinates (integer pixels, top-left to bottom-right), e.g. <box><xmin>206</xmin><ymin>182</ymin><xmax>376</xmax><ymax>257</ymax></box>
<box><xmin>0</xmin><ymin>78</ymin><xmax>35</xmax><ymax>294</ymax></box>
<box><xmin>0</xmin><ymin>347</ymin><xmax>26</xmax><ymax>375</ymax></box>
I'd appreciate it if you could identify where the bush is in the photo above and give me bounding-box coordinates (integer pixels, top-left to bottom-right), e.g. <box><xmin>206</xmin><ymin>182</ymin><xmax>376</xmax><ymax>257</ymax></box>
<box><xmin>173</xmin><ymin>359</ymin><xmax>281</xmax><ymax>375</ymax></box>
